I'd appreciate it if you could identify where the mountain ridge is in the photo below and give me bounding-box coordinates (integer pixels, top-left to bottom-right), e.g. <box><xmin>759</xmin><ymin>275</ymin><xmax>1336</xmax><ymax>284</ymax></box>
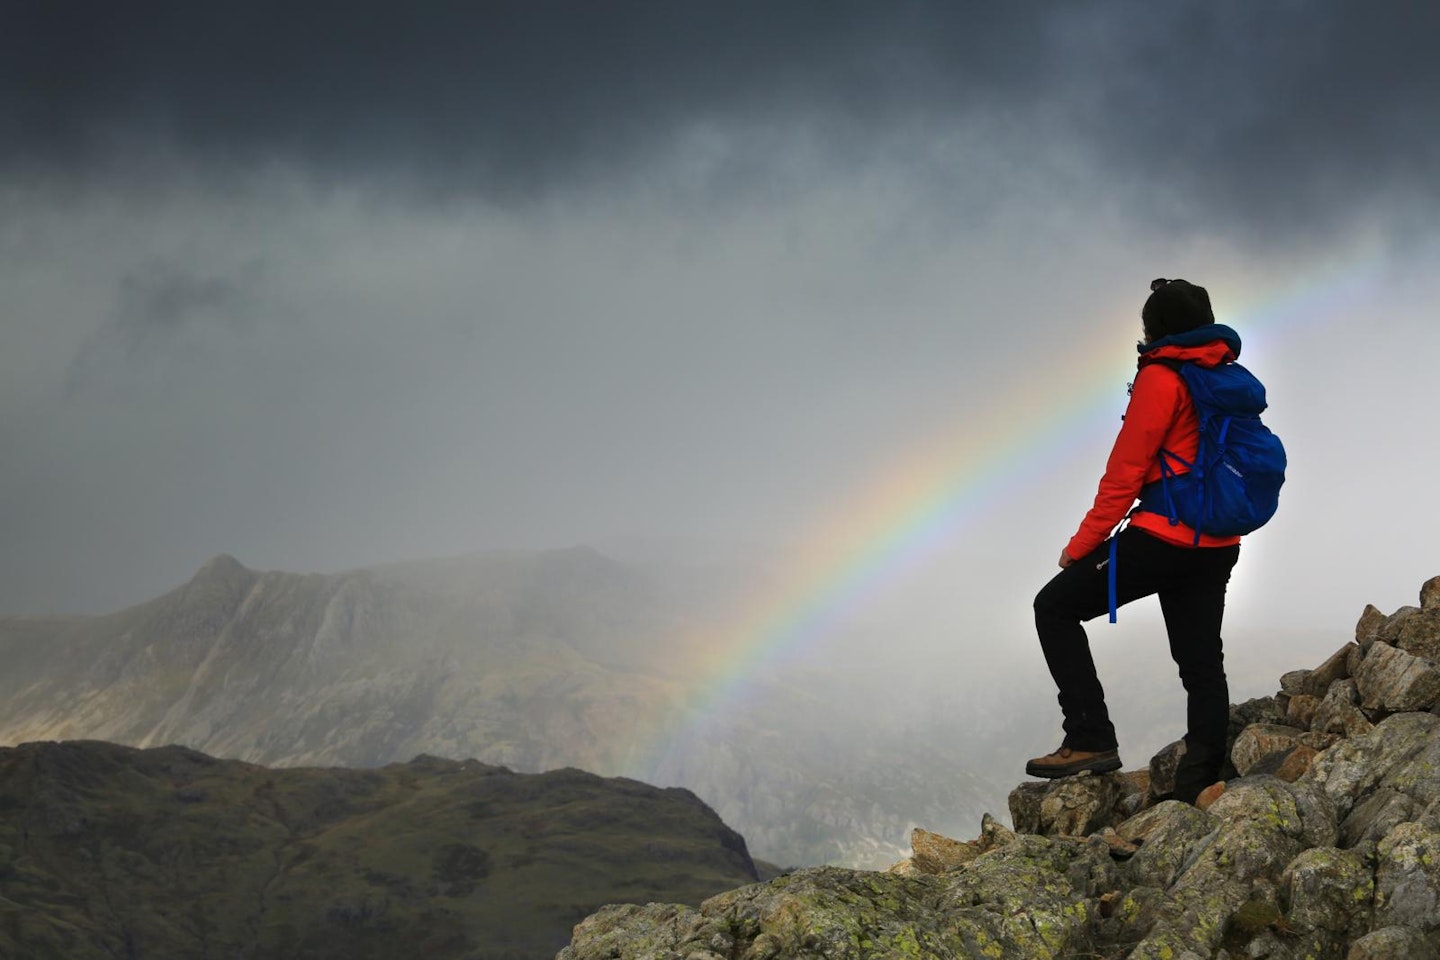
<box><xmin>0</xmin><ymin>548</ymin><xmax>1007</xmax><ymax>868</ymax></box>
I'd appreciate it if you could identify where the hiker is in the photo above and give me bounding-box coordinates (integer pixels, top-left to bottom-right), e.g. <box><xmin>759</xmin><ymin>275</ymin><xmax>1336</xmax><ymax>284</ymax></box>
<box><xmin>1027</xmin><ymin>278</ymin><xmax>1250</xmax><ymax>805</ymax></box>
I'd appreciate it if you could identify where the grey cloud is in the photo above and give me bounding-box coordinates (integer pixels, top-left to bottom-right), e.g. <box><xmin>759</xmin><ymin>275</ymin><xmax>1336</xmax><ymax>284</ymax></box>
<box><xmin>110</xmin><ymin>265</ymin><xmax>248</xmax><ymax>340</ymax></box>
<box><xmin>65</xmin><ymin>262</ymin><xmax>258</xmax><ymax>397</ymax></box>
<box><xmin>5</xmin><ymin>3</ymin><xmax>1440</xmax><ymax>237</ymax></box>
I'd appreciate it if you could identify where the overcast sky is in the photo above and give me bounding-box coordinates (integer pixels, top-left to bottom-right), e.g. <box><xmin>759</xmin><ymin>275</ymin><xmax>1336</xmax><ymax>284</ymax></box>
<box><xmin>4</xmin><ymin>2</ymin><xmax>1439</xmax><ymax>682</ymax></box>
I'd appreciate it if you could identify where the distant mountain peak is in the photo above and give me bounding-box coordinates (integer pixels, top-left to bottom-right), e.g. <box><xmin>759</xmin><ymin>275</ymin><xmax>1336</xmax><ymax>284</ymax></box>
<box><xmin>194</xmin><ymin>553</ymin><xmax>248</xmax><ymax>578</ymax></box>
<box><xmin>172</xmin><ymin>552</ymin><xmax>259</xmax><ymax>613</ymax></box>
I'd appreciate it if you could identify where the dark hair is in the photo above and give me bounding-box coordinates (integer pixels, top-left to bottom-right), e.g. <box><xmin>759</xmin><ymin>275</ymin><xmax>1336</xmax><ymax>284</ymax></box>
<box><xmin>1143</xmin><ymin>278</ymin><xmax>1215</xmax><ymax>340</ymax></box>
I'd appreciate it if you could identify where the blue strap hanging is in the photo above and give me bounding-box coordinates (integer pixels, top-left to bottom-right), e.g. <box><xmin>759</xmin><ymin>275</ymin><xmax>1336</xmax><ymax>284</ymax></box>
<box><xmin>1105</xmin><ymin>508</ymin><xmax>1139</xmax><ymax>623</ymax></box>
<box><xmin>1107</xmin><ymin>533</ymin><xmax>1119</xmax><ymax>623</ymax></box>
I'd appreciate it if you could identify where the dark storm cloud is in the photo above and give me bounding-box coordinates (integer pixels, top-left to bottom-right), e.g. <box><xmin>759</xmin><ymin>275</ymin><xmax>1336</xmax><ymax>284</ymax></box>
<box><xmin>1070</xmin><ymin>4</ymin><xmax>1440</xmax><ymax>236</ymax></box>
<box><xmin>4</xmin><ymin>2</ymin><xmax>1440</xmax><ymax>228</ymax></box>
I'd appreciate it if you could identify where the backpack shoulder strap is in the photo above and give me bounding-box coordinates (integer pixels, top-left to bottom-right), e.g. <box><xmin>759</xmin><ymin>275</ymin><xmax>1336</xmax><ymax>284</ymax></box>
<box><xmin>1139</xmin><ymin>356</ymin><xmax>1187</xmax><ymax>375</ymax></box>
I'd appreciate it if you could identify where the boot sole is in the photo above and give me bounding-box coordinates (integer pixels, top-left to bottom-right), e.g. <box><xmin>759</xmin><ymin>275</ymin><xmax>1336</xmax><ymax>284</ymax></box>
<box><xmin>1025</xmin><ymin>753</ymin><xmax>1123</xmax><ymax>779</ymax></box>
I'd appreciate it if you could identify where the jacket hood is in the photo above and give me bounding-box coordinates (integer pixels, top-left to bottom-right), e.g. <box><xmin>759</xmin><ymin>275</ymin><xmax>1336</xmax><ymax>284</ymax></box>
<box><xmin>1138</xmin><ymin>323</ymin><xmax>1242</xmax><ymax>367</ymax></box>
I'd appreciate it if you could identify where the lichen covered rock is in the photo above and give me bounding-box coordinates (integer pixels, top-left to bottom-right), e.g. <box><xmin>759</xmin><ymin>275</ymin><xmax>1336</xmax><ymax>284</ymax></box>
<box><xmin>1007</xmin><ymin>780</ymin><xmax>1048</xmax><ymax>835</ymax></box>
<box><xmin>1036</xmin><ymin>772</ymin><xmax>1123</xmax><ymax>837</ymax></box>
<box><xmin>1374</xmin><ymin>821</ymin><xmax>1440</xmax><ymax>932</ymax></box>
<box><xmin>1422</xmin><ymin>576</ymin><xmax>1440</xmax><ymax>612</ymax></box>
<box><xmin>1203</xmin><ymin>775</ymin><xmax>1338</xmax><ymax>852</ymax></box>
<box><xmin>1347</xmin><ymin>925</ymin><xmax>1440</xmax><ymax>960</ymax></box>
<box><xmin>1284</xmin><ymin>692</ymin><xmax>1321</xmax><ymax>730</ymax></box>
<box><xmin>1393</xmin><ymin>608</ymin><xmax>1440</xmax><ymax>662</ymax></box>
<box><xmin>1308</xmin><ymin>712</ymin><xmax>1440</xmax><ymax>819</ymax></box>
<box><xmin>1311</xmin><ymin>678</ymin><xmax>1375</xmax><ymax>739</ymax></box>
<box><xmin>1357</xmin><ymin>603</ymin><xmax>1389</xmax><ymax>643</ymax></box>
<box><xmin>941</xmin><ymin>833</ymin><xmax>1116</xmax><ymax>957</ymax></box>
<box><xmin>1231</xmin><ymin>723</ymin><xmax>1306</xmax><ymax>776</ymax></box>
<box><xmin>560</xmin><ymin>902</ymin><xmax>726</xmax><ymax>960</ymax></box>
<box><xmin>1245</xmin><ymin>742</ymin><xmax>1320</xmax><ymax>783</ymax></box>
<box><xmin>1123</xmin><ymin>801</ymin><xmax>1218</xmax><ymax>889</ymax></box>
<box><xmin>1281</xmin><ymin>845</ymin><xmax>1373</xmax><ymax>933</ymax></box>
<box><xmin>1301</xmin><ymin>643</ymin><xmax>1355</xmax><ymax>697</ymax></box>
<box><xmin>1280</xmin><ymin>668</ymin><xmax>1312</xmax><ymax>696</ymax></box>
<box><xmin>1378</xmin><ymin>606</ymin><xmax>1423</xmax><ymax>644</ymax></box>
<box><xmin>1354</xmin><ymin>642</ymin><xmax>1440</xmax><ymax>712</ymax></box>
<box><xmin>1340</xmin><ymin>787</ymin><xmax>1419</xmax><ymax>850</ymax></box>
<box><xmin>562</xmin><ymin>842</ymin><xmax>1114</xmax><ymax>960</ymax></box>
<box><xmin>1127</xmin><ymin>818</ymin><xmax>1301</xmax><ymax>958</ymax></box>
<box><xmin>908</xmin><ymin>827</ymin><xmax>979</xmax><ymax>874</ymax></box>
<box><xmin>1146</xmin><ymin>739</ymin><xmax>1186</xmax><ymax>803</ymax></box>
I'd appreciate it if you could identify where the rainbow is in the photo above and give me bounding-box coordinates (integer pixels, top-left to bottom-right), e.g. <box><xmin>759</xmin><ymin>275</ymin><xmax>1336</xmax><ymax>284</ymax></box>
<box><xmin>640</xmin><ymin>252</ymin><xmax>1386</xmax><ymax>775</ymax></box>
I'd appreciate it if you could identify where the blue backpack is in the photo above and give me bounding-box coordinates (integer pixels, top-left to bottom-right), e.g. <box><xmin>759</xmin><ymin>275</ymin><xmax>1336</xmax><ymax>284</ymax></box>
<box><xmin>1106</xmin><ymin>357</ymin><xmax>1286</xmax><ymax>621</ymax></box>
<box><xmin>1137</xmin><ymin>359</ymin><xmax>1287</xmax><ymax>541</ymax></box>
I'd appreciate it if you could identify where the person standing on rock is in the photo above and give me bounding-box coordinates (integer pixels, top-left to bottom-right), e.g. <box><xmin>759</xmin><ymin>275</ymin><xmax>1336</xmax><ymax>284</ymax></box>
<box><xmin>1027</xmin><ymin>278</ymin><xmax>1244</xmax><ymax>805</ymax></box>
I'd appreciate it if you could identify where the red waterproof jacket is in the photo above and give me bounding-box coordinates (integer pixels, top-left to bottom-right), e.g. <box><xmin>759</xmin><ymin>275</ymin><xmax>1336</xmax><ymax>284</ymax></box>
<box><xmin>1065</xmin><ymin>339</ymin><xmax>1244</xmax><ymax>561</ymax></box>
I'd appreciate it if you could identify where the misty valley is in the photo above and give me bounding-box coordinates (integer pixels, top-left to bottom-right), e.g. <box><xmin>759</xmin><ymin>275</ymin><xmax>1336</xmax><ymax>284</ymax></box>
<box><xmin>0</xmin><ymin>547</ymin><xmax>1019</xmax><ymax>957</ymax></box>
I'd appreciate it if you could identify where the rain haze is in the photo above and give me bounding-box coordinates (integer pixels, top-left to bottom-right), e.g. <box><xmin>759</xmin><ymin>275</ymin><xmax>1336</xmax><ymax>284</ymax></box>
<box><xmin>4</xmin><ymin>1</ymin><xmax>1440</xmax><ymax>749</ymax></box>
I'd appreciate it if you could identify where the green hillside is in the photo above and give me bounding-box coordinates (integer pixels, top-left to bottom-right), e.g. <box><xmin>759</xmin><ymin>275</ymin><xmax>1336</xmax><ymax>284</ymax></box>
<box><xmin>0</xmin><ymin>741</ymin><xmax>758</xmax><ymax>960</ymax></box>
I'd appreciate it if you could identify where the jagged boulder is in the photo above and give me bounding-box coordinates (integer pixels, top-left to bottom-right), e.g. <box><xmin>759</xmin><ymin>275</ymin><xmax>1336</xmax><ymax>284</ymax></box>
<box><xmin>1220</xmin><ymin>697</ymin><xmax>1288</xmax><ymax>781</ymax></box>
<box><xmin>1122</xmin><ymin>801</ymin><xmax>1218</xmax><ymax>888</ymax></box>
<box><xmin>1037</xmin><ymin>772</ymin><xmax>1123</xmax><ymax>836</ymax></box>
<box><xmin>1357</xmin><ymin>604</ymin><xmax>1389</xmax><ymax>644</ymax></box>
<box><xmin>941</xmin><ymin>833</ymin><xmax>1118</xmax><ymax>956</ymax></box>
<box><xmin>1281</xmin><ymin>845</ymin><xmax>1374</xmax><ymax>933</ymax></box>
<box><xmin>1009</xmin><ymin>767</ymin><xmax>1156</xmax><ymax>838</ymax></box>
<box><xmin>1280</xmin><ymin>668</ymin><xmax>1312</xmax><ymax>695</ymax></box>
<box><xmin>1228</xmin><ymin>695</ymin><xmax>1287</xmax><ymax>739</ymax></box>
<box><xmin>1006</xmin><ymin>780</ymin><xmax>1048</xmax><ymax>834</ymax></box>
<box><xmin>1374</xmin><ymin>821</ymin><xmax>1440</xmax><ymax>931</ymax></box>
<box><xmin>1245</xmin><ymin>742</ymin><xmax>1320</xmax><ymax>782</ymax></box>
<box><xmin>1393</xmin><ymin>610</ymin><xmax>1440</xmax><ymax>662</ymax></box>
<box><xmin>1348</xmin><ymin>926</ymin><xmax>1440</xmax><ymax>960</ymax></box>
<box><xmin>907</xmin><ymin>827</ymin><xmax>979</xmax><ymax>874</ymax></box>
<box><xmin>1301</xmin><ymin>642</ymin><xmax>1355</xmax><ymax>697</ymax></box>
<box><xmin>1422</xmin><ymin>576</ymin><xmax>1440</xmax><ymax>611</ymax></box>
<box><xmin>1355</xmin><ymin>641</ymin><xmax>1440</xmax><ymax>712</ymax></box>
<box><xmin>1307</xmin><ymin>711</ymin><xmax>1440</xmax><ymax>820</ymax></box>
<box><xmin>1376</xmin><ymin>595</ymin><xmax>1440</xmax><ymax>661</ymax></box>
<box><xmin>1207</xmin><ymin>775</ymin><xmax>1338</xmax><ymax>849</ymax></box>
<box><xmin>1312</xmin><ymin>677</ymin><xmax>1375</xmax><ymax>738</ymax></box>
<box><xmin>893</xmin><ymin>814</ymin><xmax>1016</xmax><ymax>877</ymax></box>
<box><xmin>1284</xmin><ymin>692</ymin><xmax>1321</xmax><ymax>730</ymax></box>
<box><xmin>1341</xmin><ymin>787</ymin><xmax>1421</xmax><ymax>850</ymax></box>
<box><xmin>1147</xmin><ymin>739</ymin><xmax>1186</xmax><ymax>803</ymax></box>
<box><xmin>1126</xmin><ymin>818</ymin><xmax>1303</xmax><ymax>958</ymax></box>
<box><xmin>1231</xmin><ymin>723</ymin><xmax>1306</xmax><ymax>775</ymax></box>
<box><xmin>1377</xmin><ymin>605</ymin><xmax>1422</xmax><ymax>643</ymax></box>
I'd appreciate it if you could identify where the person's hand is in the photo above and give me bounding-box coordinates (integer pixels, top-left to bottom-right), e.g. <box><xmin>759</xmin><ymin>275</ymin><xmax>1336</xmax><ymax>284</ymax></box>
<box><xmin>1058</xmin><ymin>550</ymin><xmax>1075</xmax><ymax>569</ymax></box>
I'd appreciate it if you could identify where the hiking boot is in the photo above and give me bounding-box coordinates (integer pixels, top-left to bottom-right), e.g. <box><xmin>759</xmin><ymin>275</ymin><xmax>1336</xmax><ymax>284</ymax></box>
<box><xmin>1025</xmin><ymin>746</ymin><xmax>1122</xmax><ymax>779</ymax></box>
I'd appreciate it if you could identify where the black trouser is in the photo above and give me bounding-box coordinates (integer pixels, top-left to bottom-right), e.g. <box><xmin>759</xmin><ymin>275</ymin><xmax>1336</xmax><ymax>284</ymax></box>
<box><xmin>1034</xmin><ymin>527</ymin><xmax>1239</xmax><ymax>793</ymax></box>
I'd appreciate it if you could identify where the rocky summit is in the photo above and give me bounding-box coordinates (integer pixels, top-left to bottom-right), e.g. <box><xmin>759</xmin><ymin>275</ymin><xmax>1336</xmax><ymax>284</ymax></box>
<box><xmin>560</xmin><ymin>577</ymin><xmax>1440</xmax><ymax>960</ymax></box>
